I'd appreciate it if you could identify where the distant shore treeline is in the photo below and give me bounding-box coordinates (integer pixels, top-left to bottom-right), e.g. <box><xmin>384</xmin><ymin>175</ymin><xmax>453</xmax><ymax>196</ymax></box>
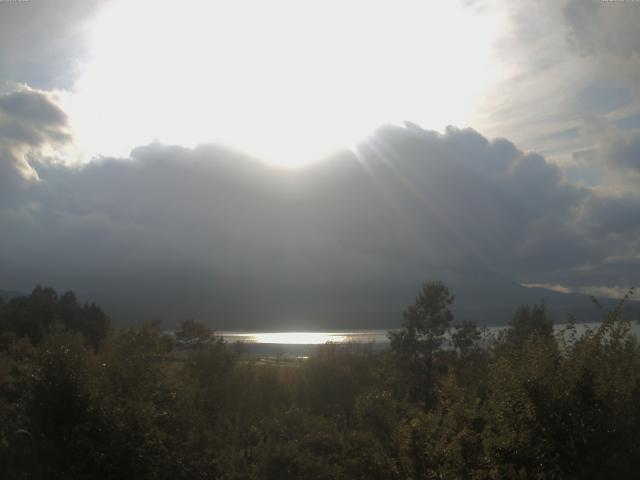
<box><xmin>1</xmin><ymin>282</ymin><xmax>639</xmax><ymax>478</ymax></box>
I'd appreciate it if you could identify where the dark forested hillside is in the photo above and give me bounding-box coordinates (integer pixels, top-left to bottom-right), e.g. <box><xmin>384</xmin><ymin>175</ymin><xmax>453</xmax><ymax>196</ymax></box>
<box><xmin>0</xmin><ymin>286</ymin><xmax>110</xmax><ymax>348</ymax></box>
<box><xmin>0</xmin><ymin>290</ymin><xmax>22</xmax><ymax>302</ymax></box>
<box><xmin>66</xmin><ymin>275</ymin><xmax>639</xmax><ymax>330</ymax></box>
<box><xmin>1</xmin><ymin>283</ymin><xmax>639</xmax><ymax>479</ymax></box>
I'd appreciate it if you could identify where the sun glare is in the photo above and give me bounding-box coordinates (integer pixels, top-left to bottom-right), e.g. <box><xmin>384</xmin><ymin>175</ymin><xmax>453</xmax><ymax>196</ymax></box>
<box><xmin>65</xmin><ymin>0</ymin><xmax>506</xmax><ymax>165</ymax></box>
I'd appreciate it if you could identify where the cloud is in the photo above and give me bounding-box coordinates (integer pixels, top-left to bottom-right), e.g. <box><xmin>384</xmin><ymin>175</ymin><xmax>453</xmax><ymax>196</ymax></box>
<box><xmin>573</xmin><ymin>116</ymin><xmax>640</xmax><ymax>192</ymax></box>
<box><xmin>1</xmin><ymin>0</ymin><xmax>638</xmax><ymax>327</ymax></box>
<box><xmin>0</xmin><ymin>0</ymin><xmax>101</xmax><ymax>90</ymax></box>
<box><xmin>607</xmin><ymin>133</ymin><xmax>640</xmax><ymax>174</ymax></box>
<box><xmin>1</xmin><ymin>121</ymin><xmax>637</xmax><ymax>327</ymax></box>
<box><xmin>522</xmin><ymin>283</ymin><xmax>571</xmax><ymax>294</ymax></box>
<box><xmin>0</xmin><ymin>88</ymin><xmax>71</xmax><ymax>205</ymax></box>
<box><xmin>563</xmin><ymin>0</ymin><xmax>640</xmax><ymax>61</ymax></box>
<box><xmin>523</xmin><ymin>282</ymin><xmax>635</xmax><ymax>300</ymax></box>
<box><xmin>475</xmin><ymin>0</ymin><xmax>640</xmax><ymax>194</ymax></box>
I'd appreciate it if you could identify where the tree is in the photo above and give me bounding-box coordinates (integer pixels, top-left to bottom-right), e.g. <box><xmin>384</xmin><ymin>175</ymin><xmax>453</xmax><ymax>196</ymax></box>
<box><xmin>175</xmin><ymin>319</ymin><xmax>213</xmax><ymax>347</ymax></box>
<box><xmin>0</xmin><ymin>287</ymin><xmax>110</xmax><ymax>348</ymax></box>
<box><xmin>451</xmin><ymin>320</ymin><xmax>482</xmax><ymax>357</ymax></box>
<box><xmin>389</xmin><ymin>281</ymin><xmax>454</xmax><ymax>409</ymax></box>
<box><xmin>505</xmin><ymin>303</ymin><xmax>552</xmax><ymax>347</ymax></box>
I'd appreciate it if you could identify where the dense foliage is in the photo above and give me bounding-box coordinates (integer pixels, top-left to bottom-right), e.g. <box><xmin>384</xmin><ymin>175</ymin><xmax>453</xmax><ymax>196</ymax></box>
<box><xmin>0</xmin><ymin>286</ymin><xmax>110</xmax><ymax>348</ymax></box>
<box><xmin>0</xmin><ymin>283</ymin><xmax>638</xmax><ymax>479</ymax></box>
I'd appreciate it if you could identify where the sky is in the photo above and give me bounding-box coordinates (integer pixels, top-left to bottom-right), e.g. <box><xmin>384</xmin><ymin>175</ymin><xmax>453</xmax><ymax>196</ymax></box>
<box><xmin>0</xmin><ymin>0</ymin><xmax>639</xmax><ymax>327</ymax></box>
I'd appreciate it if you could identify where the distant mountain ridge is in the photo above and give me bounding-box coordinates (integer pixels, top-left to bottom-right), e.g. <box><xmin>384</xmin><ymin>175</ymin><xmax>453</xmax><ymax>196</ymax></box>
<box><xmin>450</xmin><ymin>282</ymin><xmax>638</xmax><ymax>327</ymax></box>
<box><xmin>75</xmin><ymin>275</ymin><xmax>637</xmax><ymax>330</ymax></box>
<box><xmin>0</xmin><ymin>289</ymin><xmax>24</xmax><ymax>301</ymax></box>
<box><xmin>2</xmin><ymin>280</ymin><xmax>636</xmax><ymax>330</ymax></box>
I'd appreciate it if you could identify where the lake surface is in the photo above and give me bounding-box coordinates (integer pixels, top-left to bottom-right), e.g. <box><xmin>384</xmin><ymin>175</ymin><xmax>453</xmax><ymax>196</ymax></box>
<box><xmin>220</xmin><ymin>321</ymin><xmax>640</xmax><ymax>347</ymax></box>
<box><xmin>220</xmin><ymin>330</ymin><xmax>388</xmax><ymax>345</ymax></box>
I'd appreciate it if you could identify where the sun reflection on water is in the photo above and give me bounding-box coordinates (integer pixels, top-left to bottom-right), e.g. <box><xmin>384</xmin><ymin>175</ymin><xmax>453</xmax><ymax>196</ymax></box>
<box><xmin>223</xmin><ymin>332</ymin><xmax>349</xmax><ymax>344</ymax></box>
<box><xmin>251</xmin><ymin>332</ymin><xmax>347</xmax><ymax>344</ymax></box>
<box><xmin>219</xmin><ymin>330</ymin><xmax>391</xmax><ymax>345</ymax></box>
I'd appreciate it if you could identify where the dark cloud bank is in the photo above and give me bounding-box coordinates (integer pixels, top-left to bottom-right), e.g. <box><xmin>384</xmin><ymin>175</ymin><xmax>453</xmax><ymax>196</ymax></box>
<box><xmin>1</xmin><ymin>90</ymin><xmax>638</xmax><ymax>328</ymax></box>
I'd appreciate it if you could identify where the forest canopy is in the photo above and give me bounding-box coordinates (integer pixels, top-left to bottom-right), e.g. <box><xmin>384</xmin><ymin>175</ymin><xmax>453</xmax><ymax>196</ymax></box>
<box><xmin>0</xmin><ymin>283</ymin><xmax>639</xmax><ymax>479</ymax></box>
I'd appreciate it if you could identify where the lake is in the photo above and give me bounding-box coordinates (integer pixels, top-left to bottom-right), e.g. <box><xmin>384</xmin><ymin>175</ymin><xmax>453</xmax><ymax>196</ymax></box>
<box><xmin>220</xmin><ymin>322</ymin><xmax>640</xmax><ymax>345</ymax></box>
<box><xmin>219</xmin><ymin>321</ymin><xmax>640</xmax><ymax>357</ymax></box>
<box><xmin>220</xmin><ymin>330</ymin><xmax>388</xmax><ymax>345</ymax></box>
